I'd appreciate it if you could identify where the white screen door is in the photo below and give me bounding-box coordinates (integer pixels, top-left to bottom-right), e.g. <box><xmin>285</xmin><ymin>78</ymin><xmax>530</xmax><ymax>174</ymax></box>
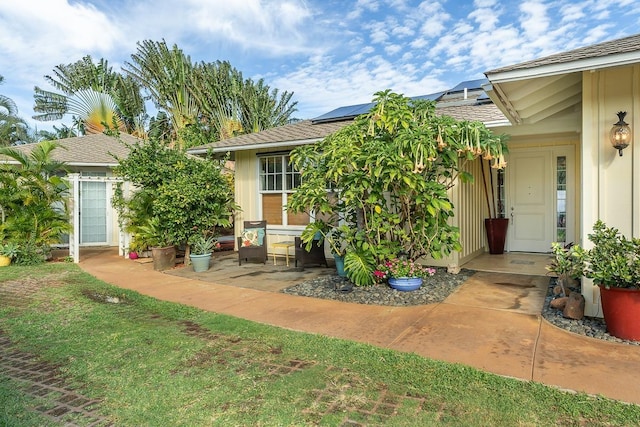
<box><xmin>80</xmin><ymin>181</ymin><xmax>107</xmax><ymax>244</ymax></box>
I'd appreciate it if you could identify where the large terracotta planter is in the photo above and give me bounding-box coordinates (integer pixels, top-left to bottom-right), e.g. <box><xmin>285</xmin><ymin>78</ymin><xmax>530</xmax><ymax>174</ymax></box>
<box><xmin>599</xmin><ymin>285</ymin><xmax>640</xmax><ymax>341</ymax></box>
<box><xmin>485</xmin><ymin>218</ymin><xmax>509</xmax><ymax>254</ymax></box>
<box><xmin>151</xmin><ymin>245</ymin><xmax>176</xmax><ymax>271</ymax></box>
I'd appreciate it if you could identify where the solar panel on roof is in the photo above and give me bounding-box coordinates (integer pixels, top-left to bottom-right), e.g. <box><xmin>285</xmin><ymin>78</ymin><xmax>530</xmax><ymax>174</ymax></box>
<box><xmin>311</xmin><ymin>91</ymin><xmax>446</xmax><ymax>124</ymax></box>
<box><xmin>448</xmin><ymin>78</ymin><xmax>489</xmax><ymax>93</ymax></box>
<box><xmin>410</xmin><ymin>91</ymin><xmax>445</xmax><ymax>101</ymax></box>
<box><xmin>311</xmin><ymin>102</ymin><xmax>375</xmax><ymax>123</ymax></box>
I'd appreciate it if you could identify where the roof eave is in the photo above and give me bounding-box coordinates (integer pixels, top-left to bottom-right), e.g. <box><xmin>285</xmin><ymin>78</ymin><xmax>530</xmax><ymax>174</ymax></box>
<box><xmin>66</xmin><ymin>162</ymin><xmax>118</xmax><ymax>167</ymax></box>
<box><xmin>482</xmin><ymin>83</ymin><xmax>522</xmax><ymax>125</ymax></box>
<box><xmin>189</xmin><ymin>137</ymin><xmax>323</xmax><ymax>155</ymax></box>
<box><xmin>486</xmin><ymin>51</ymin><xmax>640</xmax><ymax>83</ymax></box>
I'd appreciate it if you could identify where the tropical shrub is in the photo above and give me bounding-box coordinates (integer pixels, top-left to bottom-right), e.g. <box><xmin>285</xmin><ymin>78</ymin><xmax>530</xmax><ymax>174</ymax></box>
<box><xmin>287</xmin><ymin>90</ymin><xmax>507</xmax><ymax>286</ymax></box>
<box><xmin>0</xmin><ymin>141</ymin><xmax>71</xmax><ymax>260</ymax></box>
<box><xmin>575</xmin><ymin>220</ymin><xmax>640</xmax><ymax>289</ymax></box>
<box><xmin>112</xmin><ymin>135</ymin><xmax>238</xmax><ymax>252</ymax></box>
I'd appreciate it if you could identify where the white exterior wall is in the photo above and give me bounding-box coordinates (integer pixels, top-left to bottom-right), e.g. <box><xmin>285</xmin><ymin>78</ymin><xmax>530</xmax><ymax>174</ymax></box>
<box><xmin>581</xmin><ymin>65</ymin><xmax>640</xmax><ymax>316</ymax></box>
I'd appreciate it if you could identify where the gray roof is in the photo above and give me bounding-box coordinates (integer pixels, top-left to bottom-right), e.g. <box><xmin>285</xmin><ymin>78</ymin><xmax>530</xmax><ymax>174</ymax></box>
<box><xmin>1</xmin><ymin>133</ymin><xmax>140</xmax><ymax>166</ymax></box>
<box><xmin>191</xmin><ymin>119</ymin><xmax>353</xmax><ymax>153</ymax></box>
<box><xmin>191</xmin><ymin>103</ymin><xmax>506</xmax><ymax>153</ymax></box>
<box><xmin>486</xmin><ymin>33</ymin><xmax>640</xmax><ymax>74</ymax></box>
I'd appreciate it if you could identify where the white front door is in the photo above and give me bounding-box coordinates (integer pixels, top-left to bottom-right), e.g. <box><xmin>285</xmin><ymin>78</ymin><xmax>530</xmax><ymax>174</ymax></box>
<box><xmin>507</xmin><ymin>146</ymin><xmax>575</xmax><ymax>252</ymax></box>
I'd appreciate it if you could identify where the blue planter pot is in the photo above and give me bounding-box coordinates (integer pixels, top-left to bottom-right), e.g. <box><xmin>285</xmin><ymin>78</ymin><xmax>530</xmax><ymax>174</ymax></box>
<box><xmin>333</xmin><ymin>254</ymin><xmax>347</xmax><ymax>277</ymax></box>
<box><xmin>389</xmin><ymin>277</ymin><xmax>422</xmax><ymax>292</ymax></box>
<box><xmin>190</xmin><ymin>253</ymin><xmax>212</xmax><ymax>272</ymax></box>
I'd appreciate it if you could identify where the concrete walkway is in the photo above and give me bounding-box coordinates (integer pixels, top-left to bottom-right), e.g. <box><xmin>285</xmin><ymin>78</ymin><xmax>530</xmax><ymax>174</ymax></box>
<box><xmin>79</xmin><ymin>249</ymin><xmax>640</xmax><ymax>405</ymax></box>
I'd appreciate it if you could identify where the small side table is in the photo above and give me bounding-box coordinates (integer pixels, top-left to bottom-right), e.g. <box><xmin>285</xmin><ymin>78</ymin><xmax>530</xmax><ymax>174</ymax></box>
<box><xmin>271</xmin><ymin>241</ymin><xmax>295</xmax><ymax>266</ymax></box>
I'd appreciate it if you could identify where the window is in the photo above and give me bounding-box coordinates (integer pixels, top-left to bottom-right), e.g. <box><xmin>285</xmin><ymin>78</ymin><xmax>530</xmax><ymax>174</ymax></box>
<box><xmin>556</xmin><ymin>156</ymin><xmax>567</xmax><ymax>242</ymax></box>
<box><xmin>259</xmin><ymin>154</ymin><xmax>308</xmax><ymax>226</ymax></box>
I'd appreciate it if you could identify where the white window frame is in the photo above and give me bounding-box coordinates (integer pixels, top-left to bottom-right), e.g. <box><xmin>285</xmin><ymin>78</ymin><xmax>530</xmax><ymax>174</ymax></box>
<box><xmin>258</xmin><ymin>153</ymin><xmax>305</xmax><ymax>229</ymax></box>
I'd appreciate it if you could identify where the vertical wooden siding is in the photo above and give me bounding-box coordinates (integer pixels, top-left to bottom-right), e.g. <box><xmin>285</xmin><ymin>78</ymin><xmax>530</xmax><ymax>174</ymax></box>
<box><xmin>457</xmin><ymin>158</ymin><xmax>488</xmax><ymax>262</ymax></box>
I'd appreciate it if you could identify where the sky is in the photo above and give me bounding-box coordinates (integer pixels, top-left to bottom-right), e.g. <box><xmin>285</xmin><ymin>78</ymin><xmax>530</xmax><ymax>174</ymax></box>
<box><xmin>1</xmin><ymin>0</ymin><xmax>639</xmax><ymax>133</ymax></box>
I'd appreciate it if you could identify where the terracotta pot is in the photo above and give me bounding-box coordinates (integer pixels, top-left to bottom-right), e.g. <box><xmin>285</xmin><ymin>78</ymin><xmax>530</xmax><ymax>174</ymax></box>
<box><xmin>599</xmin><ymin>285</ymin><xmax>640</xmax><ymax>341</ymax></box>
<box><xmin>151</xmin><ymin>245</ymin><xmax>176</xmax><ymax>271</ymax></box>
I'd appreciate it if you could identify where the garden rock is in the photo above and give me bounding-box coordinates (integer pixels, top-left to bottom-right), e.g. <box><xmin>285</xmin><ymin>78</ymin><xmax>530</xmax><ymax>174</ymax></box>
<box><xmin>550</xmin><ymin>297</ymin><xmax>568</xmax><ymax>310</ymax></box>
<box><xmin>563</xmin><ymin>291</ymin><xmax>585</xmax><ymax>320</ymax></box>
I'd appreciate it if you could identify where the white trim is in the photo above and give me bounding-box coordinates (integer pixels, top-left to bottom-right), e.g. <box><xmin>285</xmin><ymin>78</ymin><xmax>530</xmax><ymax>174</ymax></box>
<box><xmin>486</xmin><ymin>51</ymin><xmax>640</xmax><ymax>83</ymax></box>
<box><xmin>67</xmin><ymin>174</ymin><xmax>125</xmax><ymax>263</ymax></box>
<box><xmin>190</xmin><ymin>138</ymin><xmax>322</xmax><ymax>155</ymax></box>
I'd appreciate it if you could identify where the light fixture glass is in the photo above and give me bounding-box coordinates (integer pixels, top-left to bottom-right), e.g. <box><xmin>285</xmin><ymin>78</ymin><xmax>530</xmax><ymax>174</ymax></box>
<box><xmin>610</xmin><ymin>111</ymin><xmax>632</xmax><ymax>156</ymax></box>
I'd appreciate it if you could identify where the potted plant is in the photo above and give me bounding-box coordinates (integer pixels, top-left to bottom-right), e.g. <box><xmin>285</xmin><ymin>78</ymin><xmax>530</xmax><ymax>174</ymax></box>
<box><xmin>300</xmin><ymin>222</ymin><xmax>347</xmax><ymax>277</ymax></box>
<box><xmin>481</xmin><ymin>157</ymin><xmax>509</xmax><ymax>254</ymax></box>
<box><xmin>375</xmin><ymin>258</ymin><xmax>436</xmax><ymax>292</ymax></box>
<box><xmin>136</xmin><ymin>217</ymin><xmax>175</xmax><ymax>271</ymax></box>
<box><xmin>189</xmin><ymin>234</ymin><xmax>219</xmax><ymax>273</ymax></box>
<box><xmin>571</xmin><ymin>220</ymin><xmax>640</xmax><ymax>341</ymax></box>
<box><xmin>546</xmin><ymin>242</ymin><xmax>582</xmax><ymax>297</ymax></box>
<box><xmin>0</xmin><ymin>242</ymin><xmax>19</xmax><ymax>266</ymax></box>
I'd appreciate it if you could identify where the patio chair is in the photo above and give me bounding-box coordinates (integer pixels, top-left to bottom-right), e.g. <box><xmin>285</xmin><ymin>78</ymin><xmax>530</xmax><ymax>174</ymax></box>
<box><xmin>294</xmin><ymin>237</ymin><xmax>328</xmax><ymax>269</ymax></box>
<box><xmin>237</xmin><ymin>220</ymin><xmax>268</xmax><ymax>265</ymax></box>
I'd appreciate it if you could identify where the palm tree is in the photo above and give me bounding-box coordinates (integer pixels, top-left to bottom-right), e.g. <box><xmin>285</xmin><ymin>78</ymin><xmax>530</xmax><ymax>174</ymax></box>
<box><xmin>190</xmin><ymin>60</ymin><xmax>298</xmax><ymax>141</ymax></box>
<box><xmin>238</xmin><ymin>78</ymin><xmax>297</xmax><ymax>133</ymax></box>
<box><xmin>0</xmin><ymin>75</ymin><xmax>33</xmax><ymax>146</ymax></box>
<box><xmin>65</xmin><ymin>89</ymin><xmax>126</xmax><ymax>134</ymax></box>
<box><xmin>0</xmin><ymin>140</ymin><xmax>71</xmax><ymax>246</ymax></box>
<box><xmin>124</xmin><ymin>40</ymin><xmax>198</xmax><ymax>147</ymax></box>
<box><xmin>33</xmin><ymin>56</ymin><xmax>146</xmax><ymax>136</ymax></box>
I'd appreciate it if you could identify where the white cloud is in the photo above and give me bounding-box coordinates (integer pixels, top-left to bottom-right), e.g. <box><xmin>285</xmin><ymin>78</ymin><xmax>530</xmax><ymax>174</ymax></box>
<box><xmin>346</xmin><ymin>0</ymin><xmax>380</xmax><ymax>20</ymax></box>
<box><xmin>180</xmin><ymin>0</ymin><xmax>317</xmax><ymax>56</ymax></box>
<box><xmin>519</xmin><ymin>1</ymin><xmax>550</xmax><ymax>39</ymax></box>
<box><xmin>271</xmin><ymin>52</ymin><xmax>447</xmax><ymax>119</ymax></box>
<box><xmin>468</xmin><ymin>1</ymin><xmax>502</xmax><ymax>31</ymax></box>
<box><xmin>0</xmin><ymin>0</ymin><xmax>638</xmax><ymax>129</ymax></box>
<box><xmin>367</xmin><ymin>21</ymin><xmax>390</xmax><ymax>44</ymax></box>
<box><xmin>385</xmin><ymin>44</ymin><xmax>403</xmax><ymax>55</ymax></box>
<box><xmin>560</xmin><ymin>2</ymin><xmax>586</xmax><ymax>23</ymax></box>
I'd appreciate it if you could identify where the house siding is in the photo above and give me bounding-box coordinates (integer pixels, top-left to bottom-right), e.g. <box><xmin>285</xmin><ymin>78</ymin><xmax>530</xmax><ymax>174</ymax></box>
<box><xmin>581</xmin><ymin>64</ymin><xmax>640</xmax><ymax>316</ymax></box>
<box><xmin>233</xmin><ymin>150</ymin><xmax>307</xmax><ymax>257</ymax></box>
<box><xmin>234</xmin><ymin>150</ymin><xmax>260</xmax><ymax>242</ymax></box>
<box><xmin>457</xmin><ymin>158</ymin><xmax>488</xmax><ymax>265</ymax></box>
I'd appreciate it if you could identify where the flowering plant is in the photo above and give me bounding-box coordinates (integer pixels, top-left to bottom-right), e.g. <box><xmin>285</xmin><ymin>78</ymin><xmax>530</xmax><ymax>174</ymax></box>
<box><xmin>374</xmin><ymin>258</ymin><xmax>436</xmax><ymax>282</ymax></box>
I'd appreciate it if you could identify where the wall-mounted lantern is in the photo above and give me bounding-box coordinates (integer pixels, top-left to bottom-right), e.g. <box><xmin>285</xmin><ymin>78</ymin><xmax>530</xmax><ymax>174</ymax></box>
<box><xmin>610</xmin><ymin>111</ymin><xmax>632</xmax><ymax>156</ymax></box>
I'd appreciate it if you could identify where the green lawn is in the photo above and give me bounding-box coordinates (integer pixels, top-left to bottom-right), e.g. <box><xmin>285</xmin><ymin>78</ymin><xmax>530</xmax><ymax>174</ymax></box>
<box><xmin>1</xmin><ymin>263</ymin><xmax>638</xmax><ymax>426</ymax></box>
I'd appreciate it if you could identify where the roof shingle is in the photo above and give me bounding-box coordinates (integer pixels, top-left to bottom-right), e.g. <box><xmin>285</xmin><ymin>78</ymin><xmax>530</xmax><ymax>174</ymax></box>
<box><xmin>0</xmin><ymin>133</ymin><xmax>140</xmax><ymax>166</ymax></box>
<box><xmin>193</xmin><ymin>103</ymin><xmax>506</xmax><ymax>153</ymax></box>
<box><xmin>486</xmin><ymin>33</ymin><xmax>640</xmax><ymax>75</ymax></box>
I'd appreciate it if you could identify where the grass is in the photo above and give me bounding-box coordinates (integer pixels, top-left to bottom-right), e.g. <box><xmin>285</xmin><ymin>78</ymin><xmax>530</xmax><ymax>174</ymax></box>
<box><xmin>1</xmin><ymin>263</ymin><xmax>639</xmax><ymax>426</ymax></box>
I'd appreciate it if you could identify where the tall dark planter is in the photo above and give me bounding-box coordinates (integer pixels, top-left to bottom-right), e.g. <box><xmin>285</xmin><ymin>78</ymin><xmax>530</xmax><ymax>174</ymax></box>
<box><xmin>151</xmin><ymin>245</ymin><xmax>176</xmax><ymax>271</ymax></box>
<box><xmin>485</xmin><ymin>218</ymin><xmax>509</xmax><ymax>255</ymax></box>
<box><xmin>599</xmin><ymin>285</ymin><xmax>640</xmax><ymax>341</ymax></box>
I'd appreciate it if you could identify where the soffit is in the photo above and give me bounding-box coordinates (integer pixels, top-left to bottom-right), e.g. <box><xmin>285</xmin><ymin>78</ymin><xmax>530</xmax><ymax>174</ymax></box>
<box><xmin>484</xmin><ymin>73</ymin><xmax>582</xmax><ymax>131</ymax></box>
